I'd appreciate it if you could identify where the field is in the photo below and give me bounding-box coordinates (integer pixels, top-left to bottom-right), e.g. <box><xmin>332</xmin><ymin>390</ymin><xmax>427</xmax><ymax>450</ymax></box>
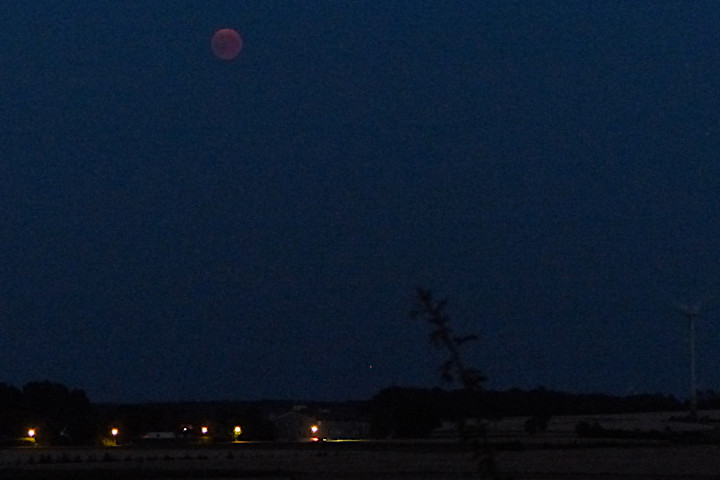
<box><xmin>3</xmin><ymin>411</ymin><xmax>720</xmax><ymax>479</ymax></box>
<box><xmin>6</xmin><ymin>443</ymin><xmax>720</xmax><ymax>479</ymax></box>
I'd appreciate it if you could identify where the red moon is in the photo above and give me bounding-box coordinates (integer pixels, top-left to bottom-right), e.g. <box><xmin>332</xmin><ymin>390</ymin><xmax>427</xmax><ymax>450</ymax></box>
<box><xmin>211</xmin><ymin>28</ymin><xmax>243</xmax><ymax>60</ymax></box>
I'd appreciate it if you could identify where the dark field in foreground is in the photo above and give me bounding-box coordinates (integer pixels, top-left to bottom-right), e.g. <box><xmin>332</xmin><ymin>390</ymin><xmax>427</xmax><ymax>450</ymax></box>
<box><xmin>4</xmin><ymin>441</ymin><xmax>720</xmax><ymax>479</ymax></box>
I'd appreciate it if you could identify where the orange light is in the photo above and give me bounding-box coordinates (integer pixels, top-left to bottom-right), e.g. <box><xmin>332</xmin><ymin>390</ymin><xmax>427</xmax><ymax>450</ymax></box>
<box><xmin>27</xmin><ymin>429</ymin><xmax>36</xmax><ymax>438</ymax></box>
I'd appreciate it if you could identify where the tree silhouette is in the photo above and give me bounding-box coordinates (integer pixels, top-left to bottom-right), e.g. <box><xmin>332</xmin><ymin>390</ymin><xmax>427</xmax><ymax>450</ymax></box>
<box><xmin>411</xmin><ymin>288</ymin><xmax>485</xmax><ymax>390</ymax></box>
<box><xmin>411</xmin><ymin>288</ymin><xmax>501</xmax><ymax>479</ymax></box>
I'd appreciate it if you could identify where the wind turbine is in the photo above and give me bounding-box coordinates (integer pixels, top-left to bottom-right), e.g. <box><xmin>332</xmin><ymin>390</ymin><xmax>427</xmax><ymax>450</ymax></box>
<box><xmin>679</xmin><ymin>300</ymin><xmax>702</xmax><ymax>419</ymax></box>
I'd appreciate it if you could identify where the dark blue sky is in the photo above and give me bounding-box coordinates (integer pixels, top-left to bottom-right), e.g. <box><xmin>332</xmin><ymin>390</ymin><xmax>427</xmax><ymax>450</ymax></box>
<box><xmin>2</xmin><ymin>1</ymin><xmax>720</xmax><ymax>403</ymax></box>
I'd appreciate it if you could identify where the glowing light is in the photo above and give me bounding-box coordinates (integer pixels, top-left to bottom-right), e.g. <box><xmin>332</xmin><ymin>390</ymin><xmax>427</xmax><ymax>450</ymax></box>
<box><xmin>111</xmin><ymin>428</ymin><xmax>119</xmax><ymax>437</ymax></box>
<box><xmin>234</xmin><ymin>426</ymin><xmax>242</xmax><ymax>435</ymax></box>
<box><xmin>27</xmin><ymin>429</ymin><xmax>35</xmax><ymax>438</ymax></box>
<box><xmin>310</xmin><ymin>425</ymin><xmax>319</xmax><ymax>434</ymax></box>
<box><xmin>201</xmin><ymin>426</ymin><xmax>208</xmax><ymax>435</ymax></box>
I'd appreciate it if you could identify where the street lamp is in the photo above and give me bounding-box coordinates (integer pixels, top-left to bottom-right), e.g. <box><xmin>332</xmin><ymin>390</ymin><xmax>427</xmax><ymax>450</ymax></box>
<box><xmin>111</xmin><ymin>427</ymin><xmax>119</xmax><ymax>445</ymax></box>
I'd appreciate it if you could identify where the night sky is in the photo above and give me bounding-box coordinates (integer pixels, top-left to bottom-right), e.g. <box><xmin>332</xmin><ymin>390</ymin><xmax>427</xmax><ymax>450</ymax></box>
<box><xmin>2</xmin><ymin>1</ymin><xmax>720</xmax><ymax>403</ymax></box>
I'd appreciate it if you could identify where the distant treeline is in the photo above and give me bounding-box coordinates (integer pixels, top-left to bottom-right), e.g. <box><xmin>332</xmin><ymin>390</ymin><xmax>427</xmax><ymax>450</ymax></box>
<box><xmin>0</xmin><ymin>381</ymin><xmax>707</xmax><ymax>444</ymax></box>
<box><xmin>0</xmin><ymin>381</ymin><xmax>95</xmax><ymax>445</ymax></box>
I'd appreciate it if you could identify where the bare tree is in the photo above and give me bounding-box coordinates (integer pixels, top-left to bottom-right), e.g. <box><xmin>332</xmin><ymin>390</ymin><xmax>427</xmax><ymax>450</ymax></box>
<box><xmin>411</xmin><ymin>287</ymin><xmax>501</xmax><ymax>479</ymax></box>
<box><xmin>411</xmin><ymin>288</ymin><xmax>485</xmax><ymax>390</ymax></box>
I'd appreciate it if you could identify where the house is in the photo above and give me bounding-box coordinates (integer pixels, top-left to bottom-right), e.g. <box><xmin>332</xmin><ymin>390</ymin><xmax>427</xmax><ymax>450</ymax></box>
<box><xmin>270</xmin><ymin>404</ymin><xmax>371</xmax><ymax>440</ymax></box>
<box><xmin>271</xmin><ymin>406</ymin><xmax>318</xmax><ymax>440</ymax></box>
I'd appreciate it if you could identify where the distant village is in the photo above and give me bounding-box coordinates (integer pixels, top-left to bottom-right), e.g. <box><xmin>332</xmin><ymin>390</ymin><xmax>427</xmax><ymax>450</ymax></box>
<box><xmin>0</xmin><ymin>380</ymin><xmax>705</xmax><ymax>447</ymax></box>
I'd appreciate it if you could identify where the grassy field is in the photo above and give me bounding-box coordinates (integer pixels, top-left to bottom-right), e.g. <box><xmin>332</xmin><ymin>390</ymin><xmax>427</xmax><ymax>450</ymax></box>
<box><xmin>5</xmin><ymin>443</ymin><xmax>720</xmax><ymax>479</ymax></box>
<box><xmin>0</xmin><ymin>442</ymin><xmax>473</xmax><ymax>479</ymax></box>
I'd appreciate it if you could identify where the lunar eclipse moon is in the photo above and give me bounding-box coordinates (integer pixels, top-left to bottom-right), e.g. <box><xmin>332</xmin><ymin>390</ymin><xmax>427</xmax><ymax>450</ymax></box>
<box><xmin>211</xmin><ymin>28</ymin><xmax>243</xmax><ymax>60</ymax></box>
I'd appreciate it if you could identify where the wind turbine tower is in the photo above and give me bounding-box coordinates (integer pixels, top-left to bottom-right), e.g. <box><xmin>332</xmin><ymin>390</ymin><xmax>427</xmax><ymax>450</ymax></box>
<box><xmin>680</xmin><ymin>302</ymin><xmax>701</xmax><ymax>419</ymax></box>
